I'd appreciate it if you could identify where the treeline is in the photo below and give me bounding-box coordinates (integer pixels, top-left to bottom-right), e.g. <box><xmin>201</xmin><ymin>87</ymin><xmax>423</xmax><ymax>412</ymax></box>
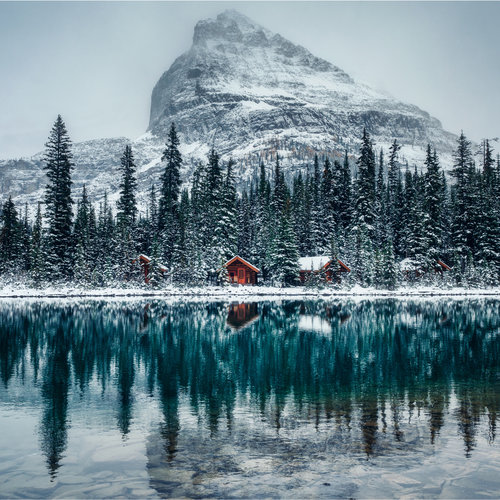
<box><xmin>0</xmin><ymin>115</ymin><xmax>499</xmax><ymax>288</ymax></box>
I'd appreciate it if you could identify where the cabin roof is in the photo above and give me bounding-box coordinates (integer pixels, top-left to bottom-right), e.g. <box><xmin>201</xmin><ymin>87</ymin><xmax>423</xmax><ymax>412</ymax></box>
<box><xmin>437</xmin><ymin>259</ymin><xmax>452</xmax><ymax>271</ymax></box>
<box><xmin>136</xmin><ymin>254</ymin><xmax>168</xmax><ymax>273</ymax></box>
<box><xmin>299</xmin><ymin>256</ymin><xmax>351</xmax><ymax>272</ymax></box>
<box><xmin>224</xmin><ymin>255</ymin><xmax>260</xmax><ymax>273</ymax></box>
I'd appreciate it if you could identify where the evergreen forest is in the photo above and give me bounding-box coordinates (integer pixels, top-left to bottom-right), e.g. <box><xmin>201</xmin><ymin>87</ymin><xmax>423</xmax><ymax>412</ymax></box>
<box><xmin>1</xmin><ymin>115</ymin><xmax>499</xmax><ymax>289</ymax></box>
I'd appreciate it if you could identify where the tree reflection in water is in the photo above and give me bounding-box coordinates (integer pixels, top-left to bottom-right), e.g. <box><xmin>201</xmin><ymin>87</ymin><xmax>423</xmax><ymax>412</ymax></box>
<box><xmin>0</xmin><ymin>298</ymin><xmax>499</xmax><ymax>482</ymax></box>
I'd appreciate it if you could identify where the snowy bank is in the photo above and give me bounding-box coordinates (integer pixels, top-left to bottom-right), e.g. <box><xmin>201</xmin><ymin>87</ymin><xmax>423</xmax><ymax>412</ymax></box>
<box><xmin>1</xmin><ymin>284</ymin><xmax>500</xmax><ymax>300</ymax></box>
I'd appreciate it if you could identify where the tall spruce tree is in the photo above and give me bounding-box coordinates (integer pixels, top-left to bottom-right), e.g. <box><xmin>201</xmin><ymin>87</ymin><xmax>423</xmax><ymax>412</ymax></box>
<box><xmin>354</xmin><ymin>128</ymin><xmax>377</xmax><ymax>238</ymax></box>
<box><xmin>423</xmin><ymin>146</ymin><xmax>445</xmax><ymax>267</ymax></box>
<box><xmin>0</xmin><ymin>196</ymin><xmax>21</xmax><ymax>275</ymax></box>
<box><xmin>116</xmin><ymin>145</ymin><xmax>138</xmax><ymax>228</ymax></box>
<box><xmin>30</xmin><ymin>202</ymin><xmax>47</xmax><ymax>284</ymax></box>
<box><xmin>43</xmin><ymin>115</ymin><xmax>74</xmax><ymax>278</ymax></box>
<box><xmin>158</xmin><ymin>123</ymin><xmax>183</xmax><ymax>265</ymax></box>
<box><xmin>451</xmin><ymin>132</ymin><xmax>476</xmax><ymax>273</ymax></box>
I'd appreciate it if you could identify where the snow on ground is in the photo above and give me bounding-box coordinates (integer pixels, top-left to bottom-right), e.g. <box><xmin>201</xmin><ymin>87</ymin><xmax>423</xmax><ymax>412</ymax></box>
<box><xmin>0</xmin><ymin>284</ymin><xmax>499</xmax><ymax>300</ymax></box>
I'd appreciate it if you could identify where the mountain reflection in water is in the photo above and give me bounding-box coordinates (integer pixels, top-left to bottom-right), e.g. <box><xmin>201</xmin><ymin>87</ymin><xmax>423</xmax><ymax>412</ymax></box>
<box><xmin>0</xmin><ymin>299</ymin><xmax>499</xmax><ymax>497</ymax></box>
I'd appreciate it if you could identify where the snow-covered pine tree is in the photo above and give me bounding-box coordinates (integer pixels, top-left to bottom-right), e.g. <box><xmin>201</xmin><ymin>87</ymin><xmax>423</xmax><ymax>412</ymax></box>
<box><xmin>116</xmin><ymin>145</ymin><xmax>139</xmax><ymax>282</ymax></box>
<box><xmin>272</xmin><ymin>154</ymin><xmax>288</xmax><ymax>215</ymax></box>
<box><xmin>423</xmin><ymin>146</ymin><xmax>446</xmax><ymax>269</ymax></box>
<box><xmin>309</xmin><ymin>154</ymin><xmax>323</xmax><ymax>255</ymax></box>
<box><xmin>381</xmin><ymin>241</ymin><xmax>398</xmax><ymax>290</ymax></box>
<box><xmin>20</xmin><ymin>203</ymin><xmax>31</xmax><ymax>274</ymax></box>
<box><xmin>268</xmin><ymin>203</ymin><xmax>300</xmax><ymax>287</ymax></box>
<box><xmin>331</xmin><ymin>159</ymin><xmax>344</xmax><ymax>241</ymax></box>
<box><xmin>30</xmin><ymin>202</ymin><xmax>47</xmax><ymax>285</ymax></box>
<box><xmin>386</xmin><ymin>140</ymin><xmax>402</xmax><ymax>253</ymax></box>
<box><xmin>255</xmin><ymin>161</ymin><xmax>272</xmax><ymax>279</ymax></box>
<box><xmin>402</xmin><ymin>167</ymin><xmax>428</xmax><ymax>269</ymax></box>
<box><xmin>451</xmin><ymin>132</ymin><xmax>476</xmax><ymax>274</ymax></box>
<box><xmin>148</xmin><ymin>239</ymin><xmax>164</xmax><ymax>289</ymax></box>
<box><xmin>339</xmin><ymin>150</ymin><xmax>352</xmax><ymax>235</ymax></box>
<box><xmin>320</xmin><ymin>157</ymin><xmax>335</xmax><ymax>251</ymax></box>
<box><xmin>354</xmin><ymin>129</ymin><xmax>377</xmax><ymax>241</ymax></box>
<box><xmin>73</xmin><ymin>186</ymin><xmax>93</xmax><ymax>285</ymax></box>
<box><xmin>116</xmin><ymin>145</ymin><xmax>138</xmax><ymax>228</ymax></box>
<box><xmin>373</xmin><ymin>149</ymin><xmax>388</xmax><ymax>249</ymax></box>
<box><xmin>43</xmin><ymin>115</ymin><xmax>74</xmax><ymax>279</ymax></box>
<box><xmin>475</xmin><ymin>142</ymin><xmax>500</xmax><ymax>279</ymax></box>
<box><xmin>0</xmin><ymin>196</ymin><xmax>22</xmax><ymax>277</ymax></box>
<box><xmin>217</xmin><ymin>158</ymin><xmax>238</xmax><ymax>260</ymax></box>
<box><xmin>158</xmin><ymin>123</ymin><xmax>183</xmax><ymax>266</ymax></box>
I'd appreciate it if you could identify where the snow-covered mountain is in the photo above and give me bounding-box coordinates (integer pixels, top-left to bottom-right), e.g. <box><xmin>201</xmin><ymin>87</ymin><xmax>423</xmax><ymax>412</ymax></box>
<box><xmin>1</xmin><ymin>9</ymin><xmax>458</xmax><ymax>209</ymax></box>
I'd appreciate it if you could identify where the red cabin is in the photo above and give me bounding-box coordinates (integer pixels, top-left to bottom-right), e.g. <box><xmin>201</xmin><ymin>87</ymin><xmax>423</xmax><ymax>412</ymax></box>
<box><xmin>133</xmin><ymin>254</ymin><xmax>168</xmax><ymax>284</ymax></box>
<box><xmin>299</xmin><ymin>255</ymin><xmax>351</xmax><ymax>284</ymax></box>
<box><xmin>223</xmin><ymin>256</ymin><xmax>260</xmax><ymax>285</ymax></box>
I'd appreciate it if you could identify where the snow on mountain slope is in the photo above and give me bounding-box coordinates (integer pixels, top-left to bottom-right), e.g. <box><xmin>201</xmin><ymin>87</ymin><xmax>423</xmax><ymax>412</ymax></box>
<box><xmin>0</xmin><ymin>9</ymin><xmax>458</xmax><ymax>210</ymax></box>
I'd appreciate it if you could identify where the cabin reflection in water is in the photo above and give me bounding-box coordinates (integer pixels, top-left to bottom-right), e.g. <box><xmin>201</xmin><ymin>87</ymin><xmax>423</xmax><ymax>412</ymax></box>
<box><xmin>226</xmin><ymin>303</ymin><xmax>260</xmax><ymax>330</ymax></box>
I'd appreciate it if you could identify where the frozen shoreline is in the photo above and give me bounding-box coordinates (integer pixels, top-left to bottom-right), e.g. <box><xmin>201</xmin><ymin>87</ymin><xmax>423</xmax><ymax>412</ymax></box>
<box><xmin>1</xmin><ymin>285</ymin><xmax>500</xmax><ymax>300</ymax></box>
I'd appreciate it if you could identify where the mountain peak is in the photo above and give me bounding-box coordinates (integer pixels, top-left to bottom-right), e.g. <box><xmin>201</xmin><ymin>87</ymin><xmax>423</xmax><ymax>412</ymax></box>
<box><xmin>193</xmin><ymin>9</ymin><xmax>271</xmax><ymax>46</ymax></box>
<box><xmin>148</xmin><ymin>9</ymin><xmax>456</xmax><ymax>170</ymax></box>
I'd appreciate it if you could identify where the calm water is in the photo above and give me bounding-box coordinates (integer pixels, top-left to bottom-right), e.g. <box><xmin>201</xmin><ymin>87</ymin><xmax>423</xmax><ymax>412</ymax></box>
<box><xmin>0</xmin><ymin>298</ymin><xmax>499</xmax><ymax>498</ymax></box>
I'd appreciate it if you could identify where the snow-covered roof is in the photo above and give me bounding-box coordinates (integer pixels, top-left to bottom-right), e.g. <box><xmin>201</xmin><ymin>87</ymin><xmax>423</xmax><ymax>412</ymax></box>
<box><xmin>137</xmin><ymin>254</ymin><xmax>168</xmax><ymax>273</ymax></box>
<box><xmin>299</xmin><ymin>256</ymin><xmax>331</xmax><ymax>272</ymax></box>
<box><xmin>224</xmin><ymin>255</ymin><xmax>260</xmax><ymax>273</ymax></box>
<box><xmin>400</xmin><ymin>258</ymin><xmax>421</xmax><ymax>271</ymax></box>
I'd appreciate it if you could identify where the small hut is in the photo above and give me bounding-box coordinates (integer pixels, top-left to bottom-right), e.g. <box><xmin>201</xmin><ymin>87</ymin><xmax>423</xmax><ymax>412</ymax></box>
<box><xmin>299</xmin><ymin>256</ymin><xmax>351</xmax><ymax>284</ymax></box>
<box><xmin>401</xmin><ymin>258</ymin><xmax>452</xmax><ymax>280</ymax></box>
<box><xmin>223</xmin><ymin>256</ymin><xmax>260</xmax><ymax>285</ymax></box>
<box><xmin>133</xmin><ymin>254</ymin><xmax>168</xmax><ymax>284</ymax></box>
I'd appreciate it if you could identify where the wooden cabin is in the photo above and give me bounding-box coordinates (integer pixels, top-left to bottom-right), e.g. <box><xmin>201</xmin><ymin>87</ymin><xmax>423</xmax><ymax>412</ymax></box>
<box><xmin>299</xmin><ymin>256</ymin><xmax>351</xmax><ymax>284</ymax></box>
<box><xmin>223</xmin><ymin>256</ymin><xmax>260</xmax><ymax>285</ymax></box>
<box><xmin>401</xmin><ymin>258</ymin><xmax>452</xmax><ymax>280</ymax></box>
<box><xmin>133</xmin><ymin>254</ymin><xmax>168</xmax><ymax>284</ymax></box>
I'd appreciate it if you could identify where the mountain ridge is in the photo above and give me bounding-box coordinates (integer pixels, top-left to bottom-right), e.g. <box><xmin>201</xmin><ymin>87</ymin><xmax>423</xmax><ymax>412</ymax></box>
<box><xmin>1</xmin><ymin>9</ymin><xmax>458</xmax><ymax>209</ymax></box>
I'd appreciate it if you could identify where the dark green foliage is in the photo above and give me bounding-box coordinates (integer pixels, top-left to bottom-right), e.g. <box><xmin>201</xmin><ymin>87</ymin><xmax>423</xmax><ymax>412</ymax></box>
<box><xmin>2</xmin><ymin>125</ymin><xmax>500</xmax><ymax>289</ymax></box>
<box><xmin>0</xmin><ymin>197</ymin><xmax>21</xmax><ymax>274</ymax></box>
<box><xmin>43</xmin><ymin>115</ymin><xmax>74</xmax><ymax>278</ymax></box>
<box><xmin>116</xmin><ymin>145</ymin><xmax>138</xmax><ymax>228</ymax></box>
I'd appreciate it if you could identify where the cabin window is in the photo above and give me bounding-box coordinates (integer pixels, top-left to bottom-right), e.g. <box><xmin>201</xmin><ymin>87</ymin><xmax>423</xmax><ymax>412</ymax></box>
<box><xmin>238</xmin><ymin>269</ymin><xmax>244</xmax><ymax>281</ymax></box>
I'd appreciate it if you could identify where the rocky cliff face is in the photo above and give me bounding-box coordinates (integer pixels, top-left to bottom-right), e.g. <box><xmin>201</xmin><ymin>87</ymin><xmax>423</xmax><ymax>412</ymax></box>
<box><xmin>0</xmin><ymin>9</ymin><xmax>457</xmax><ymax>209</ymax></box>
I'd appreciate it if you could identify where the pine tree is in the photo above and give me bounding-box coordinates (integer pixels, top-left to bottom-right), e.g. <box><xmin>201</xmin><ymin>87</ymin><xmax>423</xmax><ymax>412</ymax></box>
<box><xmin>73</xmin><ymin>186</ymin><xmax>93</xmax><ymax>285</ymax></box>
<box><xmin>158</xmin><ymin>123</ymin><xmax>182</xmax><ymax>230</ymax></box>
<box><xmin>116</xmin><ymin>145</ymin><xmax>138</xmax><ymax>228</ymax></box>
<box><xmin>0</xmin><ymin>196</ymin><xmax>22</xmax><ymax>276</ymax></box>
<box><xmin>158</xmin><ymin>123</ymin><xmax>183</xmax><ymax>265</ymax></box>
<box><xmin>268</xmin><ymin>203</ymin><xmax>299</xmax><ymax>286</ymax></box>
<box><xmin>20</xmin><ymin>203</ymin><xmax>31</xmax><ymax>273</ymax></box>
<box><xmin>43</xmin><ymin>115</ymin><xmax>74</xmax><ymax>279</ymax></box>
<box><xmin>272</xmin><ymin>154</ymin><xmax>288</xmax><ymax>215</ymax></box>
<box><xmin>354</xmin><ymin>129</ymin><xmax>377</xmax><ymax>239</ymax></box>
<box><xmin>374</xmin><ymin>150</ymin><xmax>387</xmax><ymax>248</ymax></box>
<box><xmin>451</xmin><ymin>132</ymin><xmax>476</xmax><ymax>274</ymax></box>
<box><xmin>309</xmin><ymin>154</ymin><xmax>322</xmax><ymax>253</ymax></box>
<box><xmin>423</xmin><ymin>146</ymin><xmax>445</xmax><ymax>267</ymax></box>
<box><xmin>387</xmin><ymin>140</ymin><xmax>402</xmax><ymax>251</ymax></box>
<box><xmin>30</xmin><ymin>202</ymin><xmax>47</xmax><ymax>285</ymax></box>
<box><xmin>320</xmin><ymin>157</ymin><xmax>334</xmax><ymax>250</ymax></box>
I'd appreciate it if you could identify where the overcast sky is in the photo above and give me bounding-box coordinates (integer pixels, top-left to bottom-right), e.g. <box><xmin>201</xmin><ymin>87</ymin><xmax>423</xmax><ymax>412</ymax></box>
<box><xmin>1</xmin><ymin>1</ymin><xmax>499</xmax><ymax>159</ymax></box>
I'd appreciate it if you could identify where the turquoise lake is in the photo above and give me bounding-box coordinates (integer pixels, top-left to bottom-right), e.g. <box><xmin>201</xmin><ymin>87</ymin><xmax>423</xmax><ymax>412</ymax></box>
<box><xmin>0</xmin><ymin>298</ymin><xmax>499</xmax><ymax>498</ymax></box>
